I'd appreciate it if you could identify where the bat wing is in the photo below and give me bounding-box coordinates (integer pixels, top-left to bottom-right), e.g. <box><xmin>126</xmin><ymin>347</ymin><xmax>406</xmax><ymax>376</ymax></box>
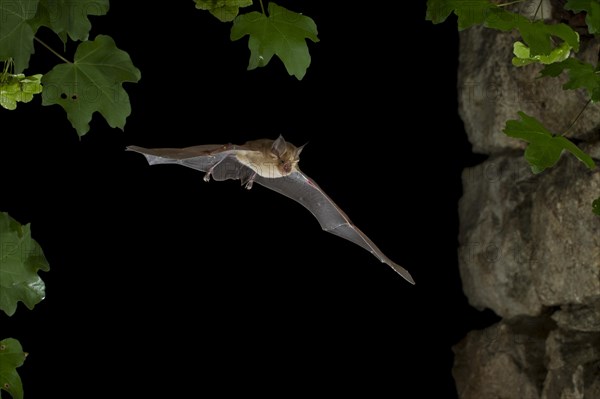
<box><xmin>255</xmin><ymin>171</ymin><xmax>415</xmax><ymax>284</ymax></box>
<box><xmin>126</xmin><ymin>145</ymin><xmax>256</xmax><ymax>183</ymax></box>
<box><xmin>128</xmin><ymin>145</ymin><xmax>414</xmax><ymax>284</ymax></box>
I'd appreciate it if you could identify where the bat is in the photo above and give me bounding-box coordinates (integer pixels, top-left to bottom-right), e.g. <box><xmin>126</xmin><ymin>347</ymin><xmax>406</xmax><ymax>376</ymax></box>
<box><xmin>126</xmin><ymin>136</ymin><xmax>415</xmax><ymax>285</ymax></box>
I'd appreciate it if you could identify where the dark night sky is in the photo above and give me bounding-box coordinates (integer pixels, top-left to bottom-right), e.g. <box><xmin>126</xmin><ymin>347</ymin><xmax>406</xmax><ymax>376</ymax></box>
<box><xmin>2</xmin><ymin>2</ymin><xmax>499</xmax><ymax>397</ymax></box>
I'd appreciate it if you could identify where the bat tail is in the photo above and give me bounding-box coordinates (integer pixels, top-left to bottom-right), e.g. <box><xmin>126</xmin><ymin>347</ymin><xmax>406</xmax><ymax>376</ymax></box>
<box><xmin>386</xmin><ymin>261</ymin><xmax>415</xmax><ymax>285</ymax></box>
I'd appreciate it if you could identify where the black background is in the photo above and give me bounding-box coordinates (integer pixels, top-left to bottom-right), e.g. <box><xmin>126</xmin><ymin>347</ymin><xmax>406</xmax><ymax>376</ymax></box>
<box><xmin>2</xmin><ymin>1</ymin><xmax>499</xmax><ymax>397</ymax></box>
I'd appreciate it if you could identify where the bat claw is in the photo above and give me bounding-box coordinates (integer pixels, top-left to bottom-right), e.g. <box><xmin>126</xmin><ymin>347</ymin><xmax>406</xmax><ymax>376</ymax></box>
<box><xmin>243</xmin><ymin>172</ymin><xmax>257</xmax><ymax>190</ymax></box>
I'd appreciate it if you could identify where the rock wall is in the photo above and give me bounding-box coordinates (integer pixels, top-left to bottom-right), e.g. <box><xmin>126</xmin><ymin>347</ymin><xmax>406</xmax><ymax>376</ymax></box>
<box><xmin>454</xmin><ymin>18</ymin><xmax>600</xmax><ymax>399</ymax></box>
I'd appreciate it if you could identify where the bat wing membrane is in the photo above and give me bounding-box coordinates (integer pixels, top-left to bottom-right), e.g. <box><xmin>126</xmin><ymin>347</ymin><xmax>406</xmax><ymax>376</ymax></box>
<box><xmin>127</xmin><ymin>145</ymin><xmax>414</xmax><ymax>284</ymax></box>
<box><xmin>126</xmin><ymin>145</ymin><xmax>256</xmax><ymax>182</ymax></box>
<box><xmin>255</xmin><ymin>171</ymin><xmax>415</xmax><ymax>284</ymax></box>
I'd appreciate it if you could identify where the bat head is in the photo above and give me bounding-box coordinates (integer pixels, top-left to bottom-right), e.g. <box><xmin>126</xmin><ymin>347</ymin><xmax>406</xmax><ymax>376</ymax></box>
<box><xmin>271</xmin><ymin>135</ymin><xmax>304</xmax><ymax>175</ymax></box>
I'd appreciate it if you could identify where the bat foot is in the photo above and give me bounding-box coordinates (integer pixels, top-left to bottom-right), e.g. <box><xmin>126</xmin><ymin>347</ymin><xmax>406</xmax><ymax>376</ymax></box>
<box><xmin>203</xmin><ymin>172</ymin><xmax>211</xmax><ymax>182</ymax></box>
<box><xmin>243</xmin><ymin>172</ymin><xmax>257</xmax><ymax>190</ymax></box>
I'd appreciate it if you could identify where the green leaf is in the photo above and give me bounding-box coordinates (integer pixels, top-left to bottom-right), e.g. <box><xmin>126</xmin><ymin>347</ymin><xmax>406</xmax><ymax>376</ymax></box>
<box><xmin>0</xmin><ymin>338</ymin><xmax>26</xmax><ymax>399</ymax></box>
<box><xmin>512</xmin><ymin>41</ymin><xmax>572</xmax><ymax>66</ymax></box>
<box><xmin>524</xmin><ymin>22</ymin><xmax>579</xmax><ymax>56</ymax></box>
<box><xmin>504</xmin><ymin>112</ymin><xmax>596</xmax><ymax>173</ymax></box>
<box><xmin>194</xmin><ymin>0</ymin><xmax>252</xmax><ymax>22</ymax></box>
<box><xmin>593</xmin><ymin>197</ymin><xmax>600</xmax><ymax>215</ymax></box>
<box><xmin>426</xmin><ymin>0</ymin><xmax>580</xmax><ymax>56</ymax></box>
<box><xmin>540</xmin><ymin>58</ymin><xmax>600</xmax><ymax>101</ymax></box>
<box><xmin>0</xmin><ymin>73</ymin><xmax>43</xmax><ymax>110</ymax></box>
<box><xmin>0</xmin><ymin>212</ymin><xmax>49</xmax><ymax>317</ymax></box>
<box><xmin>565</xmin><ymin>0</ymin><xmax>600</xmax><ymax>34</ymax></box>
<box><xmin>230</xmin><ymin>2</ymin><xmax>319</xmax><ymax>80</ymax></box>
<box><xmin>29</xmin><ymin>0</ymin><xmax>109</xmax><ymax>41</ymax></box>
<box><xmin>41</xmin><ymin>35</ymin><xmax>141</xmax><ymax>136</ymax></box>
<box><xmin>0</xmin><ymin>0</ymin><xmax>39</xmax><ymax>73</ymax></box>
<box><xmin>426</xmin><ymin>0</ymin><xmax>492</xmax><ymax>29</ymax></box>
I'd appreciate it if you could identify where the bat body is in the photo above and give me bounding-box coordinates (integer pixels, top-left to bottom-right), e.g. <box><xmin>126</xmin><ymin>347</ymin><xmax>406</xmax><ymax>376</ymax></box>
<box><xmin>127</xmin><ymin>136</ymin><xmax>415</xmax><ymax>285</ymax></box>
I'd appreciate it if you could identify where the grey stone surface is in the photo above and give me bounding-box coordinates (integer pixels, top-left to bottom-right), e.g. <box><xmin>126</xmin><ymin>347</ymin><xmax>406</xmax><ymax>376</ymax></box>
<box><xmin>542</xmin><ymin>329</ymin><xmax>600</xmax><ymax>399</ymax></box>
<box><xmin>458</xmin><ymin>148</ymin><xmax>600</xmax><ymax>319</ymax></box>
<box><xmin>552</xmin><ymin>298</ymin><xmax>600</xmax><ymax>332</ymax></box>
<box><xmin>458</xmin><ymin>26</ymin><xmax>600</xmax><ymax>154</ymax></box>
<box><xmin>455</xmin><ymin>5</ymin><xmax>600</xmax><ymax>399</ymax></box>
<box><xmin>453</xmin><ymin>321</ymin><xmax>600</xmax><ymax>399</ymax></box>
<box><xmin>530</xmin><ymin>155</ymin><xmax>600</xmax><ymax>307</ymax></box>
<box><xmin>458</xmin><ymin>155</ymin><xmax>543</xmax><ymax>318</ymax></box>
<box><xmin>453</xmin><ymin>319</ymin><xmax>549</xmax><ymax>399</ymax></box>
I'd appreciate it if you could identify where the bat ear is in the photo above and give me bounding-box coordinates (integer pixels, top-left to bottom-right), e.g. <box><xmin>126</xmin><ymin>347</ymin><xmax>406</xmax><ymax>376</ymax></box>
<box><xmin>296</xmin><ymin>142</ymin><xmax>308</xmax><ymax>156</ymax></box>
<box><xmin>272</xmin><ymin>135</ymin><xmax>287</xmax><ymax>157</ymax></box>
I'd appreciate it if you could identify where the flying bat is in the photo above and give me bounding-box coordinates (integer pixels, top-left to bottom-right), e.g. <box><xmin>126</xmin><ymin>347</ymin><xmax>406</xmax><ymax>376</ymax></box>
<box><xmin>126</xmin><ymin>136</ymin><xmax>415</xmax><ymax>284</ymax></box>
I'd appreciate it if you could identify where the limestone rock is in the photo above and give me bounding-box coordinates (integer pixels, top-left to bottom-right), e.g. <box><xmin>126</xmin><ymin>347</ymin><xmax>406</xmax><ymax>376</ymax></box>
<box><xmin>551</xmin><ymin>298</ymin><xmax>600</xmax><ymax>332</ymax></box>
<box><xmin>458</xmin><ymin>155</ymin><xmax>542</xmax><ymax>318</ymax></box>
<box><xmin>542</xmin><ymin>329</ymin><xmax>600</xmax><ymax>399</ymax></box>
<box><xmin>455</xmin><ymin>3</ymin><xmax>600</xmax><ymax>398</ymax></box>
<box><xmin>530</xmin><ymin>156</ymin><xmax>600</xmax><ymax>307</ymax></box>
<box><xmin>453</xmin><ymin>321</ymin><xmax>600</xmax><ymax>399</ymax></box>
<box><xmin>458</xmin><ymin>26</ymin><xmax>600</xmax><ymax>154</ymax></box>
<box><xmin>453</xmin><ymin>319</ymin><xmax>550</xmax><ymax>399</ymax></box>
<box><xmin>458</xmin><ymin>149</ymin><xmax>600</xmax><ymax>319</ymax></box>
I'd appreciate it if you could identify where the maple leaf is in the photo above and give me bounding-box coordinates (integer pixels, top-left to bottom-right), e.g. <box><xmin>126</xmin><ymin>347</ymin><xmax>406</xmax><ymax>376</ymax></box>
<box><xmin>0</xmin><ymin>338</ymin><xmax>26</xmax><ymax>399</ymax></box>
<box><xmin>426</xmin><ymin>0</ymin><xmax>492</xmax><ymax>29</ymax></box>
<box><xmin>0</xmin><ymin>0</ymin><xmax>39</xmax><ymax>73</ymax></box>
<box><xmin>41</xmin><ymin>35</ymin><xmax>141</xmax><ymax>136</ymax></box>
<box><xmin>0</xmin><ymin>213</ymin><xmax>49</xmax><ymax>317</ymax></box>
<box><xmin>565</xmin><ymin>0</ymin><xmax>600</xmax><ymax>34</ymax></box>
<box><xmin>503</xmin><ymin>112</ymin><xmax>595</xmax><ymax>173</ymax></box>
<box><xmin>29</xmin><ymin>0</ymin><xmax>109</xmax><ymax>42</ymax></box>
<box><xmin>540</xmin><ymin>57</ymin><xmax>600</xmax><ymax>101</ymax></box>
<box><xmin>426</xmin><ymin>0</ymin><xmax>580</xmax><ymax>56</ymax></box>
<box><xmin>230</xmin><ymin>2</ymin><xmax>319</xmax><ymax>80</ymax></box>
<box><xmin>194</xmin><ymin>0</ymin><xmax>252</xmax><ymax>22</ymax></box>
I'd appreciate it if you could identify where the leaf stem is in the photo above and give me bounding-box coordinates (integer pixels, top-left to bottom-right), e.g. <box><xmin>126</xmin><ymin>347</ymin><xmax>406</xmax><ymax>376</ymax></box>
<box><xmin>34</xmin><ymin>36</ymin><xmax>72</xmax><ymax>64</ymax></box>
<box><xmin>562</xmin><ymin>99</ymin><xmax>592</xmax><ymax>137</ymax></box>
<box><xmin>259</xmin><ymin>0</ymin><xmax>266</xmax><ymax>15</ymax></box>
<box><xmin>532</xmin><ymin>0</ymin><xmax>544</xmax><ymax>21</ymax></box>
<box><xmin>0</xmin><ymin>59</ymin><xmax>12</xmax><ymax>83</ymax></box>
<box><xmin>497</xmin><ymin>0</ymin><xmax>526</xmax><ymax>7</ymax></box>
